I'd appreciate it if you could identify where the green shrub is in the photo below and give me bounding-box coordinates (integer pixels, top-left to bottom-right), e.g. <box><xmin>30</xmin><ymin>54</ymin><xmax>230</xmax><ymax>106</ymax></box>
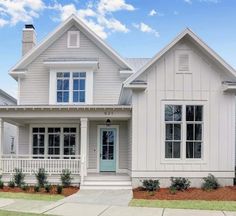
<box><xmin>21</xmin><ymin>184</ymin><xmax>29</xmax><ymax>191</ymax></box>
<box><xmin>34</xmin><ymin>185</ymin><xmax>40</xmax><ymax>192</ymax></box>
<box><xmin>8</xmin><ymin>180</ymin><xmax>15</xmax><ymax>188</ymax></box>
<box><xmin>45</xmin><ymin>184</ymin><xmax>51</xmax><ymax>193</ymax></box>
<box><xmin>142</xmin><ymin>179</ymin><xmax>160</xmax><ymax>192</ymax></box>
<box><xmin>35</xmin><ymin>168</ymin><xmax>47</xmax><ymax>187</ymax></box>
<box><xmin>13</xmin><ymin>168</ymin><xmax>25</xmax><ymax>187</ymax></box>
<box><xmin>0</xmin><ymin>181</ymin><xmax>4</xmax><ymax>189</ymax></box>
<box><xmin>169</xmin><ymin>186</ymin><xmax>177</xmax><ymax>194</ymax></box>
<box><xmin>60</xmin><ymin>169</ymin><xmax>73</xmax><ymax>187</ymax></box>
<box><xmin>202</xmin><ymin>174</ymin><xmax>220</xmax><ymax>191</ymax></box>
<box><xmin>56</xmin><ymin>185</ymin><xmax>63</xmax><ymax>194</ymax></box>
<box><xmin>170</xmin><ymin>177</ymin><xmax>190</xmax><ymax>191</ymax></box>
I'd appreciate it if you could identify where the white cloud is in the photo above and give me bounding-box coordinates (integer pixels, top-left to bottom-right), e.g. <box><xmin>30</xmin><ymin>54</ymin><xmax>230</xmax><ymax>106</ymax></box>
<box><xmin>52</xmin><ymin>0</ymin><xmax>134</xmax><ymax>39</ymax></box>
<box><xmin>184</xmin><ymin>0</ymin><xmax>192</xmax><ymax>3</ymax></box>
<box><xmin>98</xmin><ymin>0</ymin><xmax>135</xmax><ymax>14</ymax></box>
<box><xmin>0</xmin><ymin>0</ymin><xmax>45</xmax><ymax>26</ymax></box>
<box><xmin>148</xmin><ymin>9</ymin><xmax>157</xmax><ymax>16</ymax></box>
<box><xmin>0</xmin><ymin>18</ymin><xmax>8</xmax><ymax>27</ymax></box>
<box><xmin>133</xmin><ymin>22</ymin><xmax>159</xmax><ymax>37</ymax></box>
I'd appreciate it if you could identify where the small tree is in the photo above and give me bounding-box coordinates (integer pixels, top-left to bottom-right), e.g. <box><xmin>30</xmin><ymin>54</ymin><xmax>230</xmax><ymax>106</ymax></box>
<box><xmin>13</xmin><ymin>168</ymin><xmax>25</xmax><ymax>187</ymax></box>
<box><xmin>60</xmin><ymin>169</ymin><xmax>73</xmax><ymax>187</ymax></box>
<box><xmin>35</xmin><ymin>168</ymin><xmax>47</xmax><ymax>188</ymax></box>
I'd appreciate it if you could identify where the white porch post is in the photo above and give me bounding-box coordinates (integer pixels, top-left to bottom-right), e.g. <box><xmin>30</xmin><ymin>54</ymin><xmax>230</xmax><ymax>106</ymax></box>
<box><xmin>0</xmin><ymin>119</ymin><xmax>4</xmax><ymax>174</ymax></box>
<box><xmin>80</xmin><ymin>118</ymin><xmax>88</xmax><ymax>185</ymax></box>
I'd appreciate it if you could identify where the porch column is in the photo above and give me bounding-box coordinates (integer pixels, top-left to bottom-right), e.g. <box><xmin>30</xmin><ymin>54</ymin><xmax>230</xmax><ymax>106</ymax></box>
<box><xmin>80</xmin><ymin>118</ymin><xmax>88</xmax><ymax>184</ymax></box>
<box><xmin>0</xmin><ymin>119</ymin><xmax>4</xmax><ymax>174</ymax></box>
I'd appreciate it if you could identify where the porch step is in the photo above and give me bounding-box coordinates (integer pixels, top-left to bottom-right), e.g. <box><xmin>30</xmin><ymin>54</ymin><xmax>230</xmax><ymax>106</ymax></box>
<box><xmin>81</xmin><ymin>174</ymin><xmax>132</xmax><ymax>190</ymax></box>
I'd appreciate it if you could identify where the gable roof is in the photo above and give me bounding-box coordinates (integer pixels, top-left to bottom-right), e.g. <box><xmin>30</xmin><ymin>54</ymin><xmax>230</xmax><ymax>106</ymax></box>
<box><xmin>125</xmin><ymin>58</ymin><xmax>151</xmax><ymax>71</ymax></box>
<box><xmin>0</xmin><ymin>89</ymin><xmax>17</xmax><ymax>105</ymax></box>
<box><xmin>123</xmin><ymin>28</ymin><xmax>236</xmax><ymax>87</ymax></box>
<box><xmin>10</xmin><ymin>14</ymin><xmax>133</xmax><ymax>78</ymax></box>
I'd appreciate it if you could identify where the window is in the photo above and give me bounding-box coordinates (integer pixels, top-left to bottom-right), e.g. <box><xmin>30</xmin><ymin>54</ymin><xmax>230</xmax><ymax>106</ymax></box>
<box><xmin>63</xmin><ymin>128</ymin><xmax>76</xmax><ymax>158</ymax></box>
<box><xmin>32</xmin><ymin>128</ymin><xmax>45</xmax><ymax>158</ymax></box>
<box><xmin>186</xmin><ymin>106</ymin><xmax>203</xmax><ymax>158</ymax></box>
<box><xmin>57</xmin><ymin>72</ymin><xmax>70</xmax><ymax>103</ymax></box>
<box><xmin>67</xmin><ymin>31</ymin><xmax>80</xmax><ymax>48</ymax></box>
<box><xmin>73</xmin><ymin>72</ymin><xmax>86</xmax><ymax>103</ymax></box>
<box><xmin>48</xmin><ymin>128</ymin><xmax>60</xmax><ymax>158</ymax></box>
<box><xmin>165</xmin><ymin>105</ymin><xmax>182</xmax><ymax>158</ymax></box>
<box><xmin>164</xmin><ymin>104</ymin><xmax>203</xmax><ymax>160</ymax></box>
<box><xmin>56</xmin><ymin>72</ymin><xmax>86</xmax><ymax>103</ymax></box>
<box><xmin>32</xmin><ymin>126</ymin><xmax>77</xmax><ymax>159</ymax></box>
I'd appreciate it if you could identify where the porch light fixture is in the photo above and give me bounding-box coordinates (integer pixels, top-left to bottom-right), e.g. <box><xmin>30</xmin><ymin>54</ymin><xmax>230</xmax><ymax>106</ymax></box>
<box><xmin>106</xmin><ymin>119</ymin><xmax>111</xmax><ymax>127</ymax></box>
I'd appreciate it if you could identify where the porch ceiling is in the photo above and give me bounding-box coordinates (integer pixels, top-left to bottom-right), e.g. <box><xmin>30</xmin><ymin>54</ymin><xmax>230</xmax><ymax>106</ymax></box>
<box><xmin>0</xmin><ymin>105</ymin><xmax>132</xmax><ymax>126</ymax></box>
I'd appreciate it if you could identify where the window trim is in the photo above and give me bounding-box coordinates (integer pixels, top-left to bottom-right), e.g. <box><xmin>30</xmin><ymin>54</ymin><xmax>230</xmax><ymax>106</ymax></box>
<box><xmin>161</xmin><ymin>100</ymin><xmax>208</xmax><ymax>164</ymax></box>
<box><xmin>67</xmin><ymin>31</ymin><xmax>80</xmax><ymax>48</ymax></box>
<box><xmin>49</xmin><ymin>69</ymin><xmax>93</xmax><ymax>105</ymax></box>
<box><xmin>29</xmin><ymin>124</ymin><xmax>79</xmax><ymax>159</ymax></box>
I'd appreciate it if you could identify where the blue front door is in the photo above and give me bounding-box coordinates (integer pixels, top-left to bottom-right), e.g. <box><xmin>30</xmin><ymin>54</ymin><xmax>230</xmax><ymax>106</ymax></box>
<box><xmin>100</xmin><ymin>128</ymin><xmax>116</xmax><ymax>172</ymax></box>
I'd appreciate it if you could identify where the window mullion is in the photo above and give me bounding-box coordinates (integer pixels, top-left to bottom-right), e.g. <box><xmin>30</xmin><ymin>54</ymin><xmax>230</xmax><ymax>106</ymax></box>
<box><xmin>70</xmin><ymin>73</ymin><xmax>73</xmax><ymax>104</ymax></box>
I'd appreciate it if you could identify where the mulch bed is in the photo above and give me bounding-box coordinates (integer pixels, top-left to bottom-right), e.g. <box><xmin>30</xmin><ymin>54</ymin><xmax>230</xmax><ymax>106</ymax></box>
<box><xmin>133</xmin><ymin>186</ymin><xmax>236</xmax><ymax>201</ymax></box>
<box><xmin>0</xmin><ymin>186</ymin><xmax>79</xmax><ymax>197</ymax></box>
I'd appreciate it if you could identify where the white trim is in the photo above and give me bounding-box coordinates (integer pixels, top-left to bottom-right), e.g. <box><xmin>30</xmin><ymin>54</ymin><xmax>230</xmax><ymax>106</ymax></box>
<box><xmin>29</xmin><ymin>124</ymin><xmax>79</xmax><ymax>158</ymax></box>
<box><xmin>96</xmin><ymin>125</ymin><xmax>119</xmax><ymax>173</ymax></box>
<box><xmin>49</xmin><ymin>69</ymin><xmax>93</xmax><ymax>105</ymax></box>
<box><xmin>131</xmin><ymin>171</ymin><xmax>235</xmax><ymax>178</ymax></box>
<box><xmin>67</xmin><ymin>31</ymin><xmax>80</xmax><ymax>48</ymax></box>
<box><xmin>124</xmin><ymin>28</ymin><xmax>236</xmax><ymax>87</ymax></box>
<box><xmin>160</xmin><ymin>100</ymin><xmax>209</xmax><ymax>164</ymax></box>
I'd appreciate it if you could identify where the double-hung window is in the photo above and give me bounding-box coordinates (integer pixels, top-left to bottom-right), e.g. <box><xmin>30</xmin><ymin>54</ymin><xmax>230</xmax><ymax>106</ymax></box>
<box><xmin>164</xmin><ymin>104</ymin><xmax>203</xmax><ymax>160</ymax></box>
<box><xmin>56</xmin><ymin>72</ymin><xmax>86</xmax><ymax>103</ymax></box>
<box><xmin>57</xmin><ymin>72</ymin><xmax>70</xmax><ymax>103</ymax></box>
<box><xmin>165</xmin><ymin>105</ymin><xmax>182</xmax><ymax>158</ymax></box>
<box><xmin>32</xmin><ymin>128</ymin><xmax>45</xmax><ymax>158</ymax></box>
<box><xmin>63</xmin><ymin>128</ymin><xmax>76</xmax><ymax>159</ymax></box>
<box><xmin>73</xmin><ymin>72</ymin><xmax>86</xmax><ymax>103</ymax></box>
<box><xmin>48</xmin><ymin>127</ymin><xmax>61</xmax><ymax>158</ymax></box>
<box><xmin>186</xmin><ymin>106</ymin><xmax>203</xmax><ymax>158</ymax></box>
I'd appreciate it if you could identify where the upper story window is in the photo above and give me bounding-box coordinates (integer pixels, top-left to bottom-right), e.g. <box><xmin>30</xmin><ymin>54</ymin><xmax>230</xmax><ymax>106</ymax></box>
<box><xmin>57</xmin><ymin>72</ymin><xmax>70</xmax><ymax>103</ymax></box>
<box><xmin>73</xmin><ymin>72</ymin><xmax>86</xmax><ymax>103</ymax></box>
<box><xmin>67</xmin><ymin>31</ymin><xmax>80</xmax><ymax>48</ymax></box>
<box><xmin>164</xmin><ymin>104</ymin><xmax>203</xmax><ymax>160</ymax></box>
<box><xmin>56</xmin><ymin>72</ymin><xmax>86</xmax><ymax>104</ymax></box>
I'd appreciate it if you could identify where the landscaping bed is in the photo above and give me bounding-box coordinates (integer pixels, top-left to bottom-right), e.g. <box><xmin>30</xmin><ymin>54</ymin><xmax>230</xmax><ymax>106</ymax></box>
<box><xmin>133</xmin><ymin>186</ymin><xmax>236</xmax><ymax>201</ymax></box>
<box><xmin>0</xmin><ymin>185</ymin><xmax>79</xmax><ymax>197</ymax></box>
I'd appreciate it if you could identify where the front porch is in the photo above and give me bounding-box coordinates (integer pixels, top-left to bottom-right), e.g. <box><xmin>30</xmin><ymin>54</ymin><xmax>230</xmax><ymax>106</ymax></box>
<box><xmin>0</xmin><ymin>105</ymin><xmax>132</xmax><ymax>188</ymax></box>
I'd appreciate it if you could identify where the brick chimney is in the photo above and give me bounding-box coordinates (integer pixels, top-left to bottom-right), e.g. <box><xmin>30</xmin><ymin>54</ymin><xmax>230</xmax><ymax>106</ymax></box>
<box><xmin>22</xmin><ymin>24</ymin><xmax>36</xmax><ymax>56</ymax></box>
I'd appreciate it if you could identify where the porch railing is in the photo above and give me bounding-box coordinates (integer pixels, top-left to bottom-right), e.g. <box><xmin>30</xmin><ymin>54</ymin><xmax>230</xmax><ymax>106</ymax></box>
<box><xmin>0</xmin><ymin>155</ymin><xmax>81</xmax><ymax>175</ymax></box>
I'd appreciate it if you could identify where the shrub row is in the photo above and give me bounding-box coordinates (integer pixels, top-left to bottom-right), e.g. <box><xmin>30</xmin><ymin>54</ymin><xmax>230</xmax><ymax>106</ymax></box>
<box><xmin>2</xmin><ymin>168</ymin><xmax>73</xmax><ymax>194</ymax></box>
<box><xmin>142</xmin><ymin>174</ymin><xmax>220</xmax><ymax>193</ymax></box>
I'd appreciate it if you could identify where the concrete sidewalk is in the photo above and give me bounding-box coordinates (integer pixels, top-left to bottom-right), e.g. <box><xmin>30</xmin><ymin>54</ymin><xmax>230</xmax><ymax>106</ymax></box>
<box><xmin>0</xmin><ymin>198</ymin><xmax>235</xmax><ymax>216</ymax></box>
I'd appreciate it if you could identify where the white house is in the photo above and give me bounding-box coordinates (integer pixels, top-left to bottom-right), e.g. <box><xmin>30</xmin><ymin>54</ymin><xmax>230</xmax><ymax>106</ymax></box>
<box><xmin>0</xmin><ymin>15</ymin><xmax>235</xmax><ymax>189</ymax></box>
<box><xmin>0</xmin><ymin>89</ymin><xmax>17</xmax><ymax>156</ymax></box>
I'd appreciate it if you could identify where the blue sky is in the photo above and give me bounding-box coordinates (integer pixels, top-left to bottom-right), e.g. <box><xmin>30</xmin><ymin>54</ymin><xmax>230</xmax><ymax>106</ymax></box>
<box><xmin>0</xmin><ymin>0</ymin><xmax>236</xmax><ymax>97</ymax></box>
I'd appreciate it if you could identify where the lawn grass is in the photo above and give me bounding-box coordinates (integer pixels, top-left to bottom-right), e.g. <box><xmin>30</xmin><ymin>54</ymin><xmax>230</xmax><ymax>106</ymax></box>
<box><xmin>0</xmin><ymin>209</ymin><xmax>54</xmax><ymax>216</ymax></box>
<box><xmin>0</xmin><ymin>192</ymin><xmax>63</xmax><ymax>201</ymax></box>
<box><xmin>130</xmin><ymin>199</ymin><xmax>236</xmax><ymax>211</ymax></box>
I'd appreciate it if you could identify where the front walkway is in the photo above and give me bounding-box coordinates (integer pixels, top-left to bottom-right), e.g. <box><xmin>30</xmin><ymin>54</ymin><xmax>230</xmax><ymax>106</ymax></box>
<box><xmin>0</xmin><ymin>196</ymin><xmax>235</xmax><ymax>216</ymax></box>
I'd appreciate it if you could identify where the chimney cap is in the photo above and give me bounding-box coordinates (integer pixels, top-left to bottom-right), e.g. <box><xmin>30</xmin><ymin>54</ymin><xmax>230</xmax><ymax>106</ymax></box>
<box><xmin>25</xmin><ymin>24</ymin><xmax>35</xmax><ymax>30</ymax></box>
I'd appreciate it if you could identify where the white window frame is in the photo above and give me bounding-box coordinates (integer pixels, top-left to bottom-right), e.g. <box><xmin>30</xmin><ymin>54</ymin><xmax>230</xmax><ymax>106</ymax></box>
<box><xmin>175</xmin><ymin>50</ymin><xmax>192</xmax><ymax>74</ymax></box>
<box><xmin>29</xmin><ymin>124</ymin><xmax>79</xmax><ymax>159</ymax></box>
<box><xmin>49</xmin><ymin>69</ymin><xmax>93</xmax><ymax>105</ymax></box>
<box><xmin>67</xmin><ymin>31</ymin><xmax>80</xmax><ymax>48</ymax></box>
<box><xmin>161</xmin><ymin>100</ymin><xmax>209</xmax><ymax>164</ymax></box>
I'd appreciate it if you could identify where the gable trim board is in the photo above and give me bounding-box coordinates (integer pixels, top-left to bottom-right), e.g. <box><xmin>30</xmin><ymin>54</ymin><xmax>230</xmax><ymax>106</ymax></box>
<box><xmin>123</xmin><ymin>28</ymin><xmax>236</xmax><ymax>88</ymax></box>
<box><xmin>9</xmin><ymin>14</ymin><xmax>133</xmax><ymax>80</ymax></box>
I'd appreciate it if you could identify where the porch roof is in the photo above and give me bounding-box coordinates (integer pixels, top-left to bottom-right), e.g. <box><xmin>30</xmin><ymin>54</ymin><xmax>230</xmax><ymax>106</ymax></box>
<box><xmin>0</xmin><ymin>105</ymin><xmax>132</xmax><ymax>125</ymax></box>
